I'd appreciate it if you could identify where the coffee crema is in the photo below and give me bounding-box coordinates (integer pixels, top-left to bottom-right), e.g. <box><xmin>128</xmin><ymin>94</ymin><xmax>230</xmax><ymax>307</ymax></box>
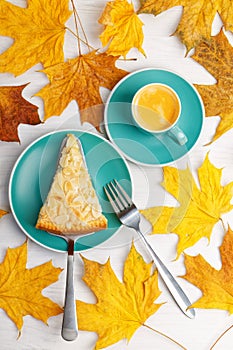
<box><xmin>132</xmin><ymin>84</ymin><xmax>180</xmax><ymax>131</ymax></box>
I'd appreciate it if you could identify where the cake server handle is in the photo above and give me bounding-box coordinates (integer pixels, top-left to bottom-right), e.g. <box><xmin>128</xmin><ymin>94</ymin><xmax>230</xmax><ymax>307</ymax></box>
<box><xmin>61</xmin><ymin>239</ymin><xmax>78</xmax><ymax>341</ymax></box>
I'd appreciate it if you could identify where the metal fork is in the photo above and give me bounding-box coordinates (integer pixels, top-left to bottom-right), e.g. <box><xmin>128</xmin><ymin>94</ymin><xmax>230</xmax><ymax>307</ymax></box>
<box><xmin>104</xmin><ymin>179</ymin><xmax>195</xmax><ymax>319</ymax></box>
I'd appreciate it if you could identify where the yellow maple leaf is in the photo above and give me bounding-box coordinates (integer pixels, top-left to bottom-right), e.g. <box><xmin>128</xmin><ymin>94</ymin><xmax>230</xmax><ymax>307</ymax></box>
<box><xmin>141</xmin><ymin>155</ymin><xmax>233</xmax><ymax>257</ymax></box>
<box><xmin>99</xmin><ymin>0</ymin><xmax>145</xmax><ymax>57</ymax></box>
<box><xmin>36</xmin><ymin>51</ymin><xmax>128</xmax><ymax>127</ymax></box>
<box><xmin>0</xmin><ymin>241</ymin><xmax>63</xmax><ymax>334</ymax></box>
<box><xmin>193</xmin><ymin>30</ymin><xmax>233</xmax><ymax>143</ymax></box>
<box><xmin>76</xmin><ymin>243</ymin><xmax>162</xmax><ymax>349</ymax></box>
<box><xmin>138</xmin><ymin>0</ymin><xmax>233</xmax><ymax>51</ymax></box>
<box><xmin>0</xmin><ymin>0</ymin><xmax>72</xmax><ymax>76</ymax></box>
<box><xmin>182</xmin><ymin>227</ymin><xmax>233</xmax><ymax>313</ymax></box>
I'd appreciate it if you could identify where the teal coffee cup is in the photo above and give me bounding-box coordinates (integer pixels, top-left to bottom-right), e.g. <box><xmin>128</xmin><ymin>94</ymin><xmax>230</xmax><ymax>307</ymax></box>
<box><xmin>131</xmin><ymin>83</ymin><xmax>188</xmax><ymax>146</ymax></box>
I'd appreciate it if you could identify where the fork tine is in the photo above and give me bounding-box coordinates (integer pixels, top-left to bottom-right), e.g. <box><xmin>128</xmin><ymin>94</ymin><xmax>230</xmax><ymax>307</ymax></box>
<box><xmin>104</xmin><ymin>187</ymin><xmax>118</xmax><ymax>212</ymax></box>
<box><xmin>109</xmin><ymin>182</ymin><xmax>127</xmax><ymax>211</ymax></box>
<box><xmin>104</xmin><ymin>183</ymin><xmax>123</xmax><ymax>212</ymax></box>
<box><xmin>110</xmin><ymin>181</ymin><xmax>129</xmax><ymax>209</ymax></box>
<box><xmin>114</xmin><ymin>180</ymin><xmax>132</xmax><ymax>206</ymax></box>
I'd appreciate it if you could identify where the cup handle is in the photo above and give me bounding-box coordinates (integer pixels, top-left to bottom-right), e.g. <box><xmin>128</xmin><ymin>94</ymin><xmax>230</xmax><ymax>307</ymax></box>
<box><xmin>167</xmin><ymin>125</ymin><xmax>188</xmax><ymax>146</ymax></box>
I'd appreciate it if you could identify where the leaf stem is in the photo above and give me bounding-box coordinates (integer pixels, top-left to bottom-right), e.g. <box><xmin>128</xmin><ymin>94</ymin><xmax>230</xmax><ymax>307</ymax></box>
<box><xmin>220</xmin><ymin>217</ymin><xmax>228</xmax><ymax>232</ymax></box>
<box><xmin>65</xmin><ymin>27</ymin><xmax>95</xmax><ymax>50</ymax></box>
<box><xmin>71</xmin><ymin>0</ymin><xmax>91</xmax><ymax>52</ymax></box>
<box><xmin>71</xmin><ymin>0</ymin><xmax>81</xmax><ymax>55</ymax></box>
<box><xmin>118</xmin><ymin>57</ymin><xmax>138</xmax><ymax>61</ymax></box>
<box><xmin>210</xmin><ymin>324</ymin><xmax>233</xmax><ymax>349</ymax></box>
<box><xmin>143</xmin><ymin>324</ymin><xmax>188</xmax><ymax>350</ymax></box>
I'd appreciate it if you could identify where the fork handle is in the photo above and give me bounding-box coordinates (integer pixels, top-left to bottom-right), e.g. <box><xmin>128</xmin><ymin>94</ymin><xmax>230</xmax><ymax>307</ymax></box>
<box><xmin>136</xmin><ymin>229</ymin><xmax>195</xmax><ymax>319</ymax></box>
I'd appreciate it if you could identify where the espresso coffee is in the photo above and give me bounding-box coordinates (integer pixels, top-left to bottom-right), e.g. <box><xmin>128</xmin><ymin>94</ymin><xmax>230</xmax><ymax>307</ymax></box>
<box><xmin>132</xmin><ymin>84</ymin><xmax>180</xmax><ymax>131</ymax></box>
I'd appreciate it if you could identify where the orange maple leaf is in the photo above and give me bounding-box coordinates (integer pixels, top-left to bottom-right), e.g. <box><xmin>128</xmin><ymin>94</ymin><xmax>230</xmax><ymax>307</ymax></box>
<box><xmin>36</xmin><ymin>51</ymin><xmax>128</xmax><ymax>128</ymax></box>
<box><xmin>182</xmin><ymin>227</ymin><xmax>233</xmax><ymax>313</ymax></box>
<box><xmin>0</xmin><ymin>85</ymin><xmax>40</xmax><ymax>142</ymax></box>
<box><xmin>99</xmin><ymin>0</ymin><xmax>145</xmax><ymax>57</ymax></box>
<box><xmin>193</xmin><ymin>30</ymin><xmax>233</xmax><ymax>143</ymax></box>
<box><xmin>0</xmin><ymin>210</ymin><xmax>7</xmax><ymax>219</ymax></box>
<box><xmin>138</xmin><ymin>0</ymin><xmax>233</xmax><ymax>52</ymax></box>
<box><xmin>76</xmin><ymin>243</ymin><xmax>162</xmax><ymax>349</ymax></box>
<box><xmin>0</xmin><ymin>241</ymin><xmax>63</xmax><ymax>334</ymax></box>
<box><xmin>0</xmin><ymin>0</ymin><xmax>72</xmax><ymax>76</ymax></box>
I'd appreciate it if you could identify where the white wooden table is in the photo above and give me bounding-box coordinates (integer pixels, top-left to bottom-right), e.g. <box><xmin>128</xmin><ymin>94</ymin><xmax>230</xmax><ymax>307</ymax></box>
<box><xmin>0</xmin><ymin>1</ymin><xmax>232</xmax><ymax>349</ymax></box>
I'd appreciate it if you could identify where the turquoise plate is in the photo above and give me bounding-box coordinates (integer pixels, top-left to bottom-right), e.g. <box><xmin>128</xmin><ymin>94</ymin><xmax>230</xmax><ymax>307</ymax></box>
<box><xmin>104</xmin><ymin>68</ymin><xmax>205</xmax><ymax>166</ymax></box>
<box><xmin>9</xmin><ymin>130</ymin><xmax>132</xmax><ymax>252</ymax></box>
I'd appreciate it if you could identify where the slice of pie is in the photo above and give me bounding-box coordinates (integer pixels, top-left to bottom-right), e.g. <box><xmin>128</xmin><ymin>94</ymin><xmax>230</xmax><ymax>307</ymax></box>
<box><xmin>36</xmin><ymin>133</ymin><xmax>107</xmax><ymax>235</ymax></box>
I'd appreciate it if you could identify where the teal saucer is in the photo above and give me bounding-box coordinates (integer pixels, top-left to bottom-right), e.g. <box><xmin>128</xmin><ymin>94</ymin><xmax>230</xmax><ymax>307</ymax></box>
<box><xmin>104</xmin><ymin>68</ymin><xmax>205</xmax><ymax>166</ymax></box>
<box><xmin>9</xmin><ymin>130</ymin><xmax>132</xmax><ymax>252</ymax></box>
